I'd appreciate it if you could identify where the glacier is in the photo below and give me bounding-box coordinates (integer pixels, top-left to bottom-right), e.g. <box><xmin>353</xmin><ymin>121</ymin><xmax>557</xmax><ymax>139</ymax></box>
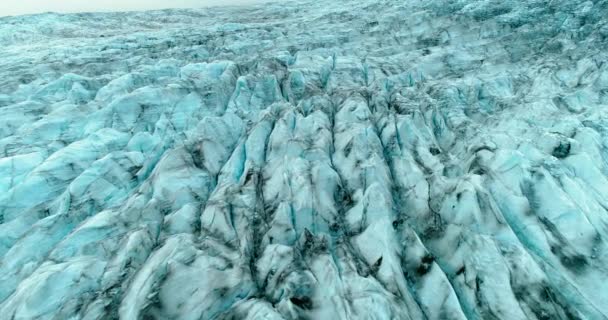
<box><xmin>1</xmin><ymin>0</ymin><xmax>608</xmax><ymax>319</ymax></box>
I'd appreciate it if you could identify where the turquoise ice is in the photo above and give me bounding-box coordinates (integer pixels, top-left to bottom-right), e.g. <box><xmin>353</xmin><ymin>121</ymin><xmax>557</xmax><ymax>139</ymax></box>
<box><xmin>1</xmin><ymin>0</ymin><xmax>608</xmax><ymax>319</ymax></box>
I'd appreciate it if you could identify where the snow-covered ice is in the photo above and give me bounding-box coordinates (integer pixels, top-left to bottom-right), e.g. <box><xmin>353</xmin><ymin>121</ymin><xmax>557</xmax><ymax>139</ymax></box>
<box><xmin>1</xmin><ymin>0</ymin><xmax>608</xmax><ymax>319</ymax></box>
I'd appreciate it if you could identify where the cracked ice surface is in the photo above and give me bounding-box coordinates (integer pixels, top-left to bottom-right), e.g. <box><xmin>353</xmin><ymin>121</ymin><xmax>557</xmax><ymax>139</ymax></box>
<box><xmin>1</xmin><ymin>0</ymin><xmax>608</xmax><ymax>319</ymax></box>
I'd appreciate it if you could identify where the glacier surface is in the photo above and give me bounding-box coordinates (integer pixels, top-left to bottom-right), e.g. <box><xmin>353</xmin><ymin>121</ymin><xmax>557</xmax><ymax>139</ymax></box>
<box><xmin>1</xmin><ymin>0</ymin><xmax>608</xmax><ymax>319</ymax></box>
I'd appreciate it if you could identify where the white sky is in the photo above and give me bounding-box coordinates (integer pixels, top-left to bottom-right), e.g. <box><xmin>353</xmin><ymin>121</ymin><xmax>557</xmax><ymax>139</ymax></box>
<box><xmin>0</xmin><ymin>0</ymin><xmax>267</xmax><ymax>17</ymax></box>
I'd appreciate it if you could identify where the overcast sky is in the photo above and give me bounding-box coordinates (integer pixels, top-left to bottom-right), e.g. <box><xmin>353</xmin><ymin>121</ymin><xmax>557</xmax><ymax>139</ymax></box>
<box><xmin>0</xmin><ymin>0</ymin><xmax>267</xmax><ymax>17</ymax></box>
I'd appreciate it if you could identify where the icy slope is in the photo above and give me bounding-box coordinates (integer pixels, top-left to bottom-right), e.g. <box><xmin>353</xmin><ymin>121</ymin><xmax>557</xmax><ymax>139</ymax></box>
<box><xmin>1</xmin><ymin>0</ymin><xmax>608</xmax><ymax>319</ymax></box>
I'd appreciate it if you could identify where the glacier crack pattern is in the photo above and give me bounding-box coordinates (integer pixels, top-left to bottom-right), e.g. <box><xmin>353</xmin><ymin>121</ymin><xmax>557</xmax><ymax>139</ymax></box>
<box><xmin>1</xmin><ymin>0</ymin><xmax>608</xmax><ymax>319</ymax></box>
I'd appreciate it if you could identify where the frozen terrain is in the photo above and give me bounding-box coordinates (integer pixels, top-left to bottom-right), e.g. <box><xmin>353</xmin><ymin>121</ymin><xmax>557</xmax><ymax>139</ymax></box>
<box><xmin>1</xmin><ymin>0</ymin><xmax>608</xmax><ymax>319</ymax></box>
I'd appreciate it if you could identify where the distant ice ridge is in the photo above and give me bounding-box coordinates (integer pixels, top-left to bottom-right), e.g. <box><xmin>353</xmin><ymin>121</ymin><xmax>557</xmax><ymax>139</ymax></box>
<box><xmin>0</xmin><ymin>0</ymin><xmax>608</xmax><ymax>319</ymax></box>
